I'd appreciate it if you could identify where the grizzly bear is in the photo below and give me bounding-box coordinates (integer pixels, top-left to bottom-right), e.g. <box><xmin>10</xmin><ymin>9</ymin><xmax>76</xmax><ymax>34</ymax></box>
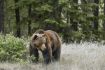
<box><xmin>29</xmin><ymin>29</ymin><xmax>61</xmax><ymax>64</ymax></box>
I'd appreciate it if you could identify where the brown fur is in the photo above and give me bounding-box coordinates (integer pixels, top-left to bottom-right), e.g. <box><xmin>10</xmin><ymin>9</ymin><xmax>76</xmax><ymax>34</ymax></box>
<box><xmin>29</xmin><ymin>29</ymin><xmax>61</xmax><ymax>64</ymax></box>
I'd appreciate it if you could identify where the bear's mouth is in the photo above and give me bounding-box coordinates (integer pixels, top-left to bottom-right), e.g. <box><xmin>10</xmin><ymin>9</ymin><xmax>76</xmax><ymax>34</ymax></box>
<box><xmin>40</xmin><ymin>44</ymin><xmax>46</xmax><ymax>51</ymax></box>
<box><xmin>35</xmin><ymin>44</ymin><xmax>46</xmax><ymax>51</ymax></box>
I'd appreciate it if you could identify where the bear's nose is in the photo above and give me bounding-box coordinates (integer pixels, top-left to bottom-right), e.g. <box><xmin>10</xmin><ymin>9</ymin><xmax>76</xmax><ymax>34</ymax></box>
<box><xmin>34</xmin><ymin>44</ymin><xmax>37</xmax><ymax>47</ymax></box>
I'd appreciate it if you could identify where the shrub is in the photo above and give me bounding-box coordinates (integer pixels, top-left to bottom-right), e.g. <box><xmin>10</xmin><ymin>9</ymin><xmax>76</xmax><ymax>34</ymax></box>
<box><xmin>0</xmin><ymin>34</ymin><xmax>27</xmax><ymax>62</ymax></box>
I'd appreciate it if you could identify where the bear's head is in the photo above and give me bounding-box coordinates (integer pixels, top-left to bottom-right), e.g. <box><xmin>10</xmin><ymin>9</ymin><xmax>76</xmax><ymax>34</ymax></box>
<box><xmin>30</xmin><ymin>33</ymin><xmax>47</xmax><ymax>51</ymax></box>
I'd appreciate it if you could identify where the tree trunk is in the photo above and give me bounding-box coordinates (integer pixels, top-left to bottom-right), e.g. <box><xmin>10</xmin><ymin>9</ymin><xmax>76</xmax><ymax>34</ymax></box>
<box><xmin>0</xmin><ymin>0</ymin><xmax>4</xmax><ymax>33</ymax></box>
<box><xmin>14</xmin><ymin>0</ymin><xmax>21</xmax><ymax>37</ymax></box>
<box><xmin>93</xmin><ymin>0</ymin><xmax>99</xmax><ymax>31</ymax></box>
<box><xmin>70</xmin><ymin>0</ymin><xmax>78</xmax><ymax>31</ymax></box>
<box><xmin>50</xmin><ymin>0</ymin><xmax>62</xmax><ymax>23</ymax></box>
<box><xmin>103</xmin><ymin>0</ymin><xmax>105</xmax><ymax>31</ymax></box>
<box><xmin>28</xmin><ymin>4</ymin><xmax>32</xmax><ymax>36</ymax></box>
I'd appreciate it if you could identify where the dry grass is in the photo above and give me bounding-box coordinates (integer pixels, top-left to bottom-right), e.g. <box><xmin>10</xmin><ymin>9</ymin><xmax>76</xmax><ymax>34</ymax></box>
<box><xmin>1</xmin><ymin>42</ymin><xmax>105</xmax><ymax>70</ymax></box>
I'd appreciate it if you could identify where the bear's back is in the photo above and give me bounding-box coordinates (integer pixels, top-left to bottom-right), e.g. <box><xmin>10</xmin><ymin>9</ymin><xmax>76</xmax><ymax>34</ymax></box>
<box><xmin>44</xmin><ymin>30</ymin><xmax>59</xmax><ymax>41</ymax></box>
<box><xmin>44</xmin><ymin>30</ymin><xmax>61</xmax><ymax>48</ymax></box>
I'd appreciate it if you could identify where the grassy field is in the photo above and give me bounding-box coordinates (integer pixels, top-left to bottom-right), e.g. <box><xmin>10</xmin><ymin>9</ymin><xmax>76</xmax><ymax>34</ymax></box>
<box><xmin>0</xmin><ymin>42</ymin><xmax>105</xmax><ymax>70</ymax></box>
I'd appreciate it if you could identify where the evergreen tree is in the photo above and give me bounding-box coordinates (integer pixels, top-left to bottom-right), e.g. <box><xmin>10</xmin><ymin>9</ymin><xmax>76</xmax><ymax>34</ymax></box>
<box><xmin>28</xmin><ymin>4</ymin><xmax>32</xmax><ymax>35</ymax></box>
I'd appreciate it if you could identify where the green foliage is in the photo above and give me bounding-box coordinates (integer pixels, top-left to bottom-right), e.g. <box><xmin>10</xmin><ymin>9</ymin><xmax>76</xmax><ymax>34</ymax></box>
<box><xmin>44</xmin><ymin>19</ymin><xmax>59</xmax><ymax>25</ymax></box>
<box><xmin>35</xmin><ymin>4</ymin><xmax>53</xmax><ymax>13</ymax></box>
<box><xmin>71</xmin><ymin>31</ymin><xmax>84</xmax><ymax>41</ymax></box>
<box><xmin>0</xmin><ymin>34</ymin><xmax>27</xmax><ymax>62</ymax></box>
<box><xmin>3</xmin><ymin>0</ymin><xmax>105</xmax><ymax>43</ymax></box>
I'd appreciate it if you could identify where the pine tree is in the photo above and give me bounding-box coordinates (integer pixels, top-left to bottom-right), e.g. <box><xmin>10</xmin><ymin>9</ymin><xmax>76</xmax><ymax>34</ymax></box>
<box><xmin>28</xmin><ymin>4</ymin><xmax>32</xmax><ymax>35</ymax></box>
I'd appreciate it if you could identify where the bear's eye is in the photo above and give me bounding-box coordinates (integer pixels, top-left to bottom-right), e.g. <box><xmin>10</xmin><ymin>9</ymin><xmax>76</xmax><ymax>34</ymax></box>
<box><xmin>33</xmin><ymin>35</ymin><xmax>38</xmax><ymax>40</ymax></box>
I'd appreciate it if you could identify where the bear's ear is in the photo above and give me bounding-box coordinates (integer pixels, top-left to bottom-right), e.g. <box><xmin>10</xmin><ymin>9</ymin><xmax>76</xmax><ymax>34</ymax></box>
<box><xmin>33</xmin><ymin>35</ymin><xmax>38</xmax><ymax>40</ymax></box>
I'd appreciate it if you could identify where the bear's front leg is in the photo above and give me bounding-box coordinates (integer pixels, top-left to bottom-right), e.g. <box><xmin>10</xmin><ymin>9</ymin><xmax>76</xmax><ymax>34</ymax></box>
<box><xmin>29</xmin><ymin>45</ymin><xmax>39</xmax><ymax>63</ymax></box>
<box><xmin>42</xmin><ymin>47</ymin><xmax>52</xmax><ymax>64</ymax></box>
<box><xmin>33</xmin><ymin>48</ymin><xmax>39</xmax><ymax>62</ymax></box>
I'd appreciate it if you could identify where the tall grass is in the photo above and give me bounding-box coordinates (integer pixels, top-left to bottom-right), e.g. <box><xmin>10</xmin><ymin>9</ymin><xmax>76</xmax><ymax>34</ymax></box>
<box><xmin>0</xmin><ymin>42</ymin><xmax>105</xmax><ymax>70</ymax></box>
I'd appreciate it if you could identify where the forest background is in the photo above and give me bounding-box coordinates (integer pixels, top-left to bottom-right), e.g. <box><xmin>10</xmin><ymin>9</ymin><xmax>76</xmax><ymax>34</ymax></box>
<box><xmin>0</xmin><ymin>0</ymin><xmax>105</xmax><ymax>43</ymax></box>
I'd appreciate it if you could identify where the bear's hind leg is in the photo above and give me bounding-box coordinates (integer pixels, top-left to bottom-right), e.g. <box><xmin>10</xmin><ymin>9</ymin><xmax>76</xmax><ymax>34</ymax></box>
<box><xmin>53</xmin><ymin>47</ymin><xmax>61</xmax><ymax>61</ymax></box>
